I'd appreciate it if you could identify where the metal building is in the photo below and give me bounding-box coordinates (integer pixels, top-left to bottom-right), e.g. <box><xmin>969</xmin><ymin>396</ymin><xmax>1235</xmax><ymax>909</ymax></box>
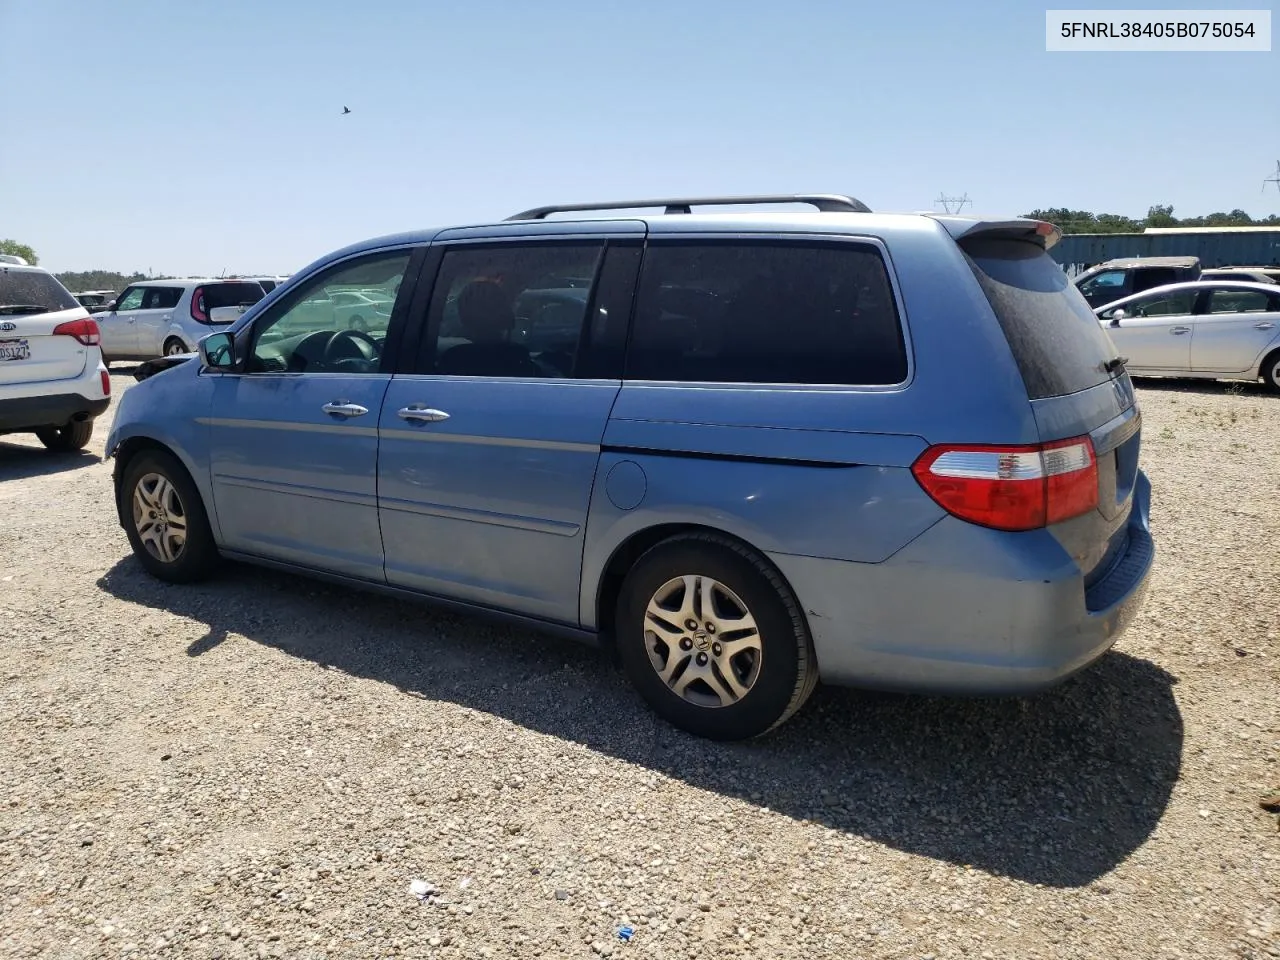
<box><xmin>1051</xmin><ymin>226</ymin><xmax>1280</xmax><ymax>275</ymax></box>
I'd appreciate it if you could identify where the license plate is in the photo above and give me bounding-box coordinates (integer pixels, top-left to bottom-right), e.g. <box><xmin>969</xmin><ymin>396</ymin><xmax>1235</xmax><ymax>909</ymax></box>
<box><xmin>0</xmin><ymin>338</ymin><xmax>31</xmax><ymax>362</ymax></box>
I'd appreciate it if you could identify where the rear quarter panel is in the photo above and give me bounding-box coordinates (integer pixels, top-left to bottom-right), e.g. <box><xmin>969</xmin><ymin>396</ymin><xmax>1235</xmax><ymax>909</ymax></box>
<box><xmin>579</xmin><ymin>217</ymin><xmax>1041</xmax><ymax>628</ymax></box>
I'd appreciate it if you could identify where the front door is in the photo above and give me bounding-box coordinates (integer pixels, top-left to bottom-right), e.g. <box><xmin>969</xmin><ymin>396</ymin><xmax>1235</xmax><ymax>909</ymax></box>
<box><xmin>134</xmin><ymin>286</ymin><xmax>184</xmax><ymax>356</ymax></box>
<box><xmin>206</xmin><ymin>248</ymin><xmax>418</xmax><ymax>580</ymax></box>
<box><xmin>1103</xmin><ymin>288</ymin><xmax>1196</xmax><ymax>372</ymax></box>
<box><xmin>1190</xmin><ymin>286</ymin><xmax>1280</xmax><ymax>373</ymax></box>
<box><xmin>378</xmin><ymin>234</ymin><xmax>642</xmax><ymax>624</ymax></box>
<box><xmin>99</xmin><ymin>285</ymin><xmax>144</xmax><ymax>359</ymax></box>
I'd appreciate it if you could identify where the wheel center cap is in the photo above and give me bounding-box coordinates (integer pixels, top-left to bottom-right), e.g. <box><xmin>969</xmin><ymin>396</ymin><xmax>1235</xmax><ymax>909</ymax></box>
<box><xmin>692</xmin><ymin>632</ymin><xmax>710</xmax><ymax>651</ymax></box>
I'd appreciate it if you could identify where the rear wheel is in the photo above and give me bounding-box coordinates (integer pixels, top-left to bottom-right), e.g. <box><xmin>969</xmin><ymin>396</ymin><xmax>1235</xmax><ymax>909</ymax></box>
<box><xmin>348</xmin><ymin>315</ymin><xmax>368</xmax><ymax>333</ymax></box>
<box><xmin>164</xmin><ymin>338</ymin><xmax>188</xmax><ymax>357</ymax></box>
<box><xmin>119</xmin><ymin>449</ymin><xmax>219</xmax><ymax>583</ymax></box>
<box><xmin>1261</xmin><ymin>349</ymin><xmax>1280</xmax><ymax>392</ymax></box>
<box><xmin>36</xmin><ymin>420</ymin><xmax>93</xmax><ymax>453</ymax></box>
<box><xmin>615</xmin><ymin>532</ymin><xmax>818</xmax><ymax>740</ymax></box>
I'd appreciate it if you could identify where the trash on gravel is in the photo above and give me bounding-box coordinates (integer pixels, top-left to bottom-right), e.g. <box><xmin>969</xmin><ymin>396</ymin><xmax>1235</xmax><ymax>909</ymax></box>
<box><xmin>1260</xmin><ymin>790</ymin><xmax>1280</xmax><ymax>813</ymax></box>
<box><xmin>617</xmin><ymin>925</ymin><xmax>634</xmax><ymax>942</ymax></box>
<box><xmin>458</xmin><ymin>876</ymin><xmax>472</xmax><ymax>890</ymax></box>
<box><xmin>409</xmin><ymin>879</ymin><xmax>437</xmax><ymax>900</ymax></box>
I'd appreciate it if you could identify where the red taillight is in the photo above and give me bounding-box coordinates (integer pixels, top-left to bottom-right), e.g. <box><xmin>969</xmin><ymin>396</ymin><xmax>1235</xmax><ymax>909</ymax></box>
<box><xmin>52</xmin><ymin>317</ymin><xmax>101</xmax><ymax>347</ymax></box>
<box><xmin>911</xmin><ymin>436</ymin><xmax>1098</xmax><ymax>532</ymax></box>
<box><xmin>100</xmin><ymin>369</ymin><xmax>111</xmax><ymax>396</ymax></box>
<box><xmin>190</xmin><ymin>286</ymin><xmax>207</xmax><ymax>323</ymax></box>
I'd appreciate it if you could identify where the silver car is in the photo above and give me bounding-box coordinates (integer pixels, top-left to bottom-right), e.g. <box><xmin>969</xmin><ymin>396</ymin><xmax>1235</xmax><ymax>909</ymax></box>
<box><xmin>1096</xmin><ymin>280</ymin><xmax>1280</xmax><ymax>389</ymax></box>
<box><xmin>97</xmin><ymin>279</ymin><xmax>267</xmax><ymax>362</ymax></box>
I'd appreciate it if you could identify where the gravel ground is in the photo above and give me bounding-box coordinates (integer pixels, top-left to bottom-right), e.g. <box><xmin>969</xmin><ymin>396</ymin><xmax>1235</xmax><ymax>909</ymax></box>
<box><xmin>1</xmin><ymin>370</ymin><xmax>1277</xmax><ymax>960</ymax></box>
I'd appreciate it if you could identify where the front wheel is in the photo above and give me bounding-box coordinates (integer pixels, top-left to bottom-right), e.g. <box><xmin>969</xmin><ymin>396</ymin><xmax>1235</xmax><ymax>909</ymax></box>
<box><xmin>119</xmin><ymin>449</ymin><xmax>220</xmax><ymax>583</ymax></box>
<box><xmin>615</xmin><ymin>532</ymin><xmax>818</xmax><ymax>740</ymax></box>
<box><xmin>1261</xmin><ymin>349</ymin><xmax>1280</xmax><ymax>392</ymax></box>
<box><xmin>36</xmin><ymin>420</ymin><xmax>93</xmax><ymax>453</ymax></box>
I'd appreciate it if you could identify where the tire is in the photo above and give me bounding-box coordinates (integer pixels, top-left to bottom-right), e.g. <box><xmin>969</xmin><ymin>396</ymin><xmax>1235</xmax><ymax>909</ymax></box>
<box><xmin>615</xmin><ymin>532</ymin><xmax>818</xmax><ymax>741</ymax></box>
<box><xmin>164</xmin><ymin>338</ymin><xmax>188</xmax><ymax>357</ymax></box>
<box><xmin>348</xmin><ymin>315</ymin><xmax>367</xmax><ymax>333</ymax></box>
<box><xmin>36</xmin><ymin>420</ymin><xmax>94</xmax><ymax>452</ymax></box>
<box><xmin>119</xmin><ymin>449</ymin><xmax>220</xmax><ymax>583</ymax></box>
<box><xmin>1261</xmin><ymin>349</ymin><xmax>1280</xmax><ymax>392</ymax></box>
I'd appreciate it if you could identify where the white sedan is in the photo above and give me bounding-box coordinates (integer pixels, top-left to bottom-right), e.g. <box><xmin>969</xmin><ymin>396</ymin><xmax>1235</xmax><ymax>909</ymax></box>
<box><xmin>1095</xmin><ymin>280</ymin><xmax>1280</xmax><ymax>390</ymax></box>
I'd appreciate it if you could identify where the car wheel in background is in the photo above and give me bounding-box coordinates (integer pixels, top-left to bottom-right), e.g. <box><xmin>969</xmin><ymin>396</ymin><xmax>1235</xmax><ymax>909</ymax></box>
<box><xmin>164</xmin><ymin>338</ymin><xmax>188</xmax><ymax>357</ymax></box>
<box><xmin>119</xmin><ymin>449</ymin><xmax>220</xmax><ymax>583</ymax></box>
<box><xmin>1261</xmin><ymin>349</ymin><xmax>1280</xmax><ymax>392</ymax></box>
<box><xmin>35</xmin><ymin>420</ymin><xmax>94</xmax><ymax>453</ymax></box>
<box><xmin>348</xmin><ymin>315</ymin><xmax>368</xmax><ymax>333</ymax></box>
<box><xmin>614</xmin><ymin>532</ymin><xmax>819</xmax><ymax>741</ymax></box>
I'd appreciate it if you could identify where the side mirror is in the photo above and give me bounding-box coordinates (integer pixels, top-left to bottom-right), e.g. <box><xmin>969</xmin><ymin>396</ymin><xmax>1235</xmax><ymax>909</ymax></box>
<box><xmin>105</xmin><ymin>301</ymin><xmax>117</xmax><ymax>312</ymax></box>
<box><xmin>1109</xmin><ymin>308</ymin><xmax>1126</xmax><ymax>326</ymax></box>
<box><xmin>199</xmin><ymin>331</ymin><xmax>237</xmax><ymax>371</ymax></box>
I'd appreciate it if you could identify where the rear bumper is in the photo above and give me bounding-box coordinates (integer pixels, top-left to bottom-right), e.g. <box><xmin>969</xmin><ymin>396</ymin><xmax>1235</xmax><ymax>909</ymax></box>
<box><xmin>0</xmin><ymin>394</ymin><xmax>111</xmax><ymax>432</ymax></box>
<box><xmin>770</xmin><ymin>470</ymin><xmax>1155</xmax><ymax>696</ymax></box>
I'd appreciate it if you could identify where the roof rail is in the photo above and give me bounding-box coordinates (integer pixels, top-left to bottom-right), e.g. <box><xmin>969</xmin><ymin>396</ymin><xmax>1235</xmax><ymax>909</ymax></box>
<box><xmin>505</xmin><ymin>193</ymin><xmax>872</xmax><ymax>221</ymax></box>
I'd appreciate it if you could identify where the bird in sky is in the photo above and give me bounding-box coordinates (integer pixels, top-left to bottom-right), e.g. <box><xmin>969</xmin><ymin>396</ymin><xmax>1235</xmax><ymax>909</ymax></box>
<box><xmin>341</xmin><ymin>106</ymin><xmax>351</xmax><ymax>115</ymax></box>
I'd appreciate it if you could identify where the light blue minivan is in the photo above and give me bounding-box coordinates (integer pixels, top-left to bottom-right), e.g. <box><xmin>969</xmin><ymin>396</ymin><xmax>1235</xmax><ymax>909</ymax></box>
<box><xmin>106</xmin><ymin>195</ymin><xmax>1154</xmax><ymax>740</ymax></box>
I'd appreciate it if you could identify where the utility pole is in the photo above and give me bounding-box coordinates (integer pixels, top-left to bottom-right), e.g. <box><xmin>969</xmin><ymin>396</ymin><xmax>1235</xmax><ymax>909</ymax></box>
<box><xmin>935</xmin><ymin>192</ymin><xmax>972</xmax><ymax>215</ymax></box>
<box><xmin>1264</xmin><ymin>161</ymin><xmax>1280</xmax><ymax>195</ymax></box>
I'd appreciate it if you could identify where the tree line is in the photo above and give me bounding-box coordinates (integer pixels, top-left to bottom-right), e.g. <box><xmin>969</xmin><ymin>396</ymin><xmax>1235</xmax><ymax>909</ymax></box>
<box><xmin>1021</xmin><ymin>205</ymin><xmax>1280</xmax><ymax>234</ymax></box>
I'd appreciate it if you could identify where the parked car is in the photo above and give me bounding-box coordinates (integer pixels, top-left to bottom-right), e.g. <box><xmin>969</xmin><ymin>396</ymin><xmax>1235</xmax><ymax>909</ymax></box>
<box><xmin>0</xmin><ymin>262</ymin><xmax>110</xmax><ymax>451</ymax></box>
<box><xmin>1198</xmin><ymin>267</ymin><xmax>1279</xmax><ymax>285</ymax></box>
<box><xmin>1075</xmin><ymin>256</ymin><xmax>1201</xmax><ymax>308</ymax></box>
<box><xmin>105</xmin><ymin>194</ymin><xmax>1154</xmax><ymax>740</ymax></box>
<box><xmin>329</xmin><ymin>290</ymin><xmax>394</xmax><ymax>332</ymax></box>
<box><xmin>1095</xmin><ymin>280</ymin><xmax>1280</xmax><ymax>389</ymax></box>
<box><xmin>96</xmin><ymin>279</ymin><xmax>267</xmax><ymax>362</ymax></box>
<box><xmin>247</xmin><ymin>276</ymin><xmax>290</xmax><ymax>294</ymax></box>
<box><xmin>73</xmin><ymin>290</ymin><xmax>118</xmax><ymax>314</ymax></box>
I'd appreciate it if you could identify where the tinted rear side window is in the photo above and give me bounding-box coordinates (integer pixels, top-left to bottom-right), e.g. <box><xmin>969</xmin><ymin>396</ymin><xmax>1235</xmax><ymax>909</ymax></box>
<box><xmin>962</xmin><ymin>239</ymin><xmax>1117</xmax><ymax>400</ymax></box>
<box><xmin>204</xmin><ymin>282</ymin><xmax>266</xmax><ymax>309</ymax></box>
<box><xmin>627</xmin><ymin>241</ymin><xmax>907</xmax><ymax>385</ymax></box>
<box><xmin>0</xmin><ymin>269</ymin><xmax>78</xmax><ymax>314</ymax></box>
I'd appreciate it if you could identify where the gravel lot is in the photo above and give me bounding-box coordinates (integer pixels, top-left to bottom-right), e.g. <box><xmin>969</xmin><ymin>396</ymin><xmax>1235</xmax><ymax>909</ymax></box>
<box><xmin>1</xmin><ymin>369</ymin><xmax>1277</xmax><ymax>960</ymax></box>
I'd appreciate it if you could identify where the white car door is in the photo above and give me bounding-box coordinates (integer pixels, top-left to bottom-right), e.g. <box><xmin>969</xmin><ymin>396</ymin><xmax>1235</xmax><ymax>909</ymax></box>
<box><xmin>1189</xmin><ymin>287</ymin><xmax>1280</xmax><ymax>374</ymax></box>
<box><xmin>133</xmin><ymin>286</ymin><xmax>184</xmax><ymax>356</ymax></box>
<box><xmin>98</xmin><ymin>285</ymin><xmax>145</xmax><ymax>359</ymax></box>
<box><xmin>1100</xmin><ymin>288</ymin><xmax>1196</xmax><ymax>372</ymax></box>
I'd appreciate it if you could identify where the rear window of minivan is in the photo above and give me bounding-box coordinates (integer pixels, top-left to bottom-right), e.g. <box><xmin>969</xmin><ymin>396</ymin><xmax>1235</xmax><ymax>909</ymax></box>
<box><xmin>627</xmin><ymin>240</ymin><xmax>908</xmax><ymax>385</ymax></box>
<box><xmin>962</xmin><ymin>238</ymin><xmax>1118</xmax><ymax>400</ymax></box>
<box><xmin>0</xmin><ymin>269</ymin><xmax>78</xmax><ymax>315</ymax></box>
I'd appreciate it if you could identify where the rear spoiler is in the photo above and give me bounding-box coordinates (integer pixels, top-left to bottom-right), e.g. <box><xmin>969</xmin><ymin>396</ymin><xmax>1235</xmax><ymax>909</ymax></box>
<box><xmin>927</xmin><ymin>216</ymin><xmax>1063</xmax><ymax>251</ymax></box>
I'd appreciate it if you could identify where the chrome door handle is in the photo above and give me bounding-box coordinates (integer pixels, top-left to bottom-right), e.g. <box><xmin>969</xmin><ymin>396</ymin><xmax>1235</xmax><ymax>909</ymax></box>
<box><xmin>1254</xmin><ymin>321</ymin><xmax>1276</xmax><ymax>330</ymax></box>
<box><xmin>397</xmin><ymin>405</ymin><xmax>450</xmax><ymax>423</ymax></box>
<box><xmin>322</xmin><ymin>401</ymin><xmax>369</xmax><ymax>418</ymax></box>
<box><xmin>1170</xmin><ymin>327</ymin><xmax>1190</xmax><ymax>335</ymax></box>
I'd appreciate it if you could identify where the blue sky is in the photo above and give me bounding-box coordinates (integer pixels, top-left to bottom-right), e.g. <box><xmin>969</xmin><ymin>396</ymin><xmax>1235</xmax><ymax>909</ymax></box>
<box><xmin>1</xmin><ymin>0</ymin><xmax>1277</xmax><ymax>274</ymax></box>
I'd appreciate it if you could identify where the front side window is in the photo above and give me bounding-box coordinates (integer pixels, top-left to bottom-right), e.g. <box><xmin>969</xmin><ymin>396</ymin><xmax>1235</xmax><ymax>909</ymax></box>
<box><xmin>115</xmin><ymin>287</ymin><xmax>146</xmax><ymax>311</ymax></box>
<box><xmin>1206</xmin><ymin>288</ymin><xmax>1271</xmax><ymax>314</ymax></box>
<box><xmin>1128</xmin><ymin>291</ymin><xmax>1194</xmax><ymax>317</ymax></box>
<box><xmin>1078</xmin><ymin>270</ymin><xmax>1125</xmax><ymax>298</ymax></box>
<box><xmin>626</xmin><ymin>241</ymin><xmax>907</xmax><ymax>385</ymax></box>
<box><xmin>247</xmin><ymin>252</ymin><xmax>411</xmax><ymax>374</ymax></box>
<box><xmin>425</xmin><ymin>242</ymin><xmax>605</xmax><ymax>378</ymax></box>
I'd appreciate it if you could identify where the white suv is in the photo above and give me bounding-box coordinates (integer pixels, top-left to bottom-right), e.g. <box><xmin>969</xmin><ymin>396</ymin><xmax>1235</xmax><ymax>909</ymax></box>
<box><xmin>97</xmin><ymin>279</ymin><xmax>267</xmax><ymax>362</ymax></box>
<box><xmin>0</xmin><ymin>263</ymin><xmax>111</xmax><ymax>452</ymax></box>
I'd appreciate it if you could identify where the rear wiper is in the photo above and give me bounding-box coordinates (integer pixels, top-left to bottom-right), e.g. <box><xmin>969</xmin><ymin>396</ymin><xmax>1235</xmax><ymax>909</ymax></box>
<box><xmin>1104</xmin><ymin>356</ymin><xmax>1128</xmax><ymax>374</ymax></box>
<box><xmin>0</xmin><ymin>304</ymin><xmax>48</xmax><ymax>316</ymax></box>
